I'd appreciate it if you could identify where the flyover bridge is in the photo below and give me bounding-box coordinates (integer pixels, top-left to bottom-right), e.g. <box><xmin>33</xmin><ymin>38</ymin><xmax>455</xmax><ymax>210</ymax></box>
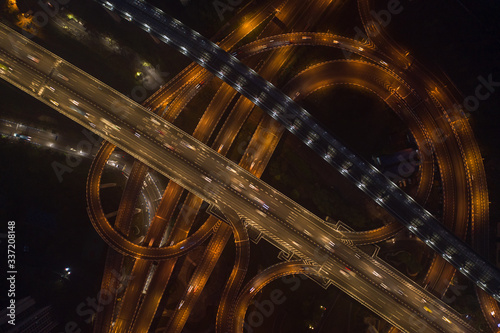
<box><xmin>96</xmin><ymin>0</ymin><xmax>500</xmax><ymax>300</ymax></box>
<box><xmin>0</xmin><ymin>22</ymin><xmax>477</xmax><ymax>332</ymax></box>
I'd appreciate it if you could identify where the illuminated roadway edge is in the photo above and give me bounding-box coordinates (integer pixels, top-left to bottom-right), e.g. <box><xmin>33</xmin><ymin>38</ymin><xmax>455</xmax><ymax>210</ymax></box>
<box><xmin>197</xmin><ymin>35</ymin><xmax>435</xmax><ymax>245</ymax></box>
<box><xmin>155</xmin><ymin>33</ymin><xmax>436</xmax><ymax>246</ymax></box>
<box><xmin>96</xmin><ymin>14</ymin><xmax>496</xmax><ymax>333</ymax></box>
<box><xmin>356</xmin><ymin>0</ymin><xmax>497</xmax><ymax>329</ymax></box>
<box><xmin>87</xmin><ymin>140</ymin><xmax>218</xmax><ymax>259</ymax></box>
<box><xmin>97</xmin><ymin>0</ymin><xmax>500</xmax><ymax>299</ymax></box>
<box><xmin>0</xmin><ymin>23</ymin><xmax>478</xmax><ymax>332</ymax></box>
<box><xmin>234</xmin><ymin>29</ymin><xmax>499</xmax><ymax>332</ymax></box>
<box><xmin>232</xmin><ymin>261</ymin><xmax>320</xmax><ymax>333</ymax></box>
<box><xmin>90</xmin><ymin>12</ymin><xmax>282</xmax><ymax>331</ymax></box>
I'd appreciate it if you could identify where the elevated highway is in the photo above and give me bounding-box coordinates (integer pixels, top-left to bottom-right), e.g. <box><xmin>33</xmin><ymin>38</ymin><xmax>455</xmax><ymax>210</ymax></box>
<box><xmin>357</xmin><ymin>0</ymin><xmax>495</xmax><ymax>328</ymax></box>
<box><xmin>0</xmin><ymin>22</ymin><xmax>478</xmax><ymax>332</ymax></box>
<box><xmin>95</xmin><ymin>0</ymin><xmax>500</xmax><ymax>300</ymax></box>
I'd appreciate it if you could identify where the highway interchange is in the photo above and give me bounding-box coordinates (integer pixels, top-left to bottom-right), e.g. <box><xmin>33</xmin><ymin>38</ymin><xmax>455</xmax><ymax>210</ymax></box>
<box><xmin>0</xmin><ymin>0</ymin><xmax>497</xmax><ymax>331</ymax></box>
<box><xmin>95</xmin><ymin>0</ymin><xmax>500</xmax><ymax>304</ymax></box>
